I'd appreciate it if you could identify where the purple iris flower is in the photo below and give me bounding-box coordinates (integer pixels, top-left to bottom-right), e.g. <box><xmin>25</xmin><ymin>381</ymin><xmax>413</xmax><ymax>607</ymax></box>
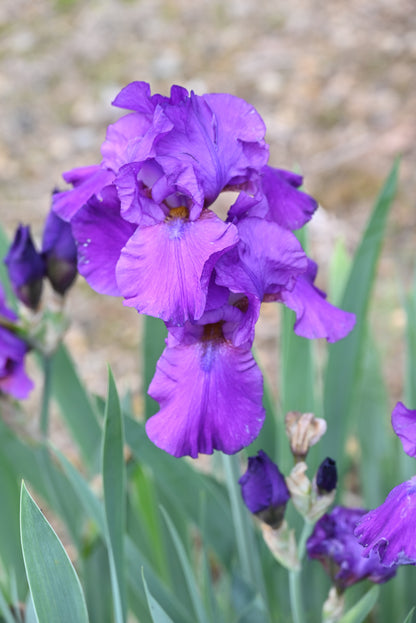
<box><xmin>54</xmin><ymin>82</ymin><xmax>269</xmax><ymax>326</ymax></box>
<box><xmin>4</xmin><ymin>225</ymin><xmax>45</xmax><ymax>310</ymax></box>
<box><xmin>0</xmin><ymin>285</ymin><xmax>33</xmax><ymax>399</ymax></box>
<box><xmin>145</xmin><ymin>290</ymin><xmax>265</xmax><ymax>458</ymax></box>
<box><xmin>354</xmin><ymin>478</ymin><xmax>416</xmax><ymax>567</ymax></box>
<box><xmin>307</xmin><ymin>506</ymin><xmax>397</xmax><ymax>590</ymax></box>
<box><xmin>42</xmin><ymin>209</ymin><xmax>77</xmax><ymax>296</ymax></box>
<box><xmin>354</xmin><ymin>402</ymin><xmax>416</xmax><ymax>567</ymax></box>
<box><xmin>239</xmin><ymin>450</ymin><xmax>290</xmax><ymax>528</ymax></box>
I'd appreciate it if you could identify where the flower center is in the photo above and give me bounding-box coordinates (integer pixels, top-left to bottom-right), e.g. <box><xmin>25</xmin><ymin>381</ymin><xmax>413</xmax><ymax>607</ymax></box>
<box><xmin>168</xmin><ymin>206</ymin><xmax>189</xmax><ymax>220</ymax></box>
<box><xmin>202</xmin><ymin>322</ymin><xmax>224</xmax><ymax>342</ymax></box>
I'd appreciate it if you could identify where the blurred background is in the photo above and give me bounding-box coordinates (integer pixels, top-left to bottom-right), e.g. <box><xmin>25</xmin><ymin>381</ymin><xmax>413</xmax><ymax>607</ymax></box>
<box><xmin>1</xmin><ymin>0</ymin><xmax>415</xmax><ymax>408</ymax></box>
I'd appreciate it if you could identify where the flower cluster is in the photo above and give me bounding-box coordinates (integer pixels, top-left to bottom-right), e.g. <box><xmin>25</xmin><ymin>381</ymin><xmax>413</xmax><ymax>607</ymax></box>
<box><xmin>307</xmin><ymin>506</ymin><xmax>396</xmax><ymax>591</ymax></box>
<box><xmin>5</xmin><ymin>209</ymin><xmax>77</xmax><ymax>310</ymax></box>
<box><xmin>354</xmin><ymin>402</ymin><xmax>416</xmax><ymax>567</ymax></box>
<box><xmin>52</xmin><ymin>81</ymin><xmax>355</xmax><ymax>457</ymax></box>
<box><xmin>0</xmin><ymin>284</ymin><xmax>33</xmax><ymax>399</ymax></box>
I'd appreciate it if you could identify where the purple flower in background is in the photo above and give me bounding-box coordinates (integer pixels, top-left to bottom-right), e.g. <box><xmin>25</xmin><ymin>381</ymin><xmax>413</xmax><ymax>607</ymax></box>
<box><xmin>354</xmin><ymin>478</ymin><xmax>416</xmax><ymax>567</ymax></box>
<box><xmin>0</xmin><ymin>285</ymin><xmax>33</xmax><ymax>399</ymax></box>
<box><xmin>391</xmin><ymin>401</ymin><xmax>416</xmax><ymax>458</ymax></box>
<box><xmin>4</xmin><ymin>225</ymin><xmax>45</xmax><ymax>310</ymax></box>
<box><xmin>307</xmin><ymin>506</ymin><xmax>397</xmax><ymax>590</ymax></box>
<box><xmin>42</xmin><ymin>208</ymin><xmax>77</xmax><ymax>296</ymax></box>
<box><xmin>239</xmin><ymin>450</ymin><xmax>290</xmax><ymax>528</ymax></box>
<box><xmin>353</xmin><ymin>402</ymin><xmax>416</xmax><ymax>567</ymax></box>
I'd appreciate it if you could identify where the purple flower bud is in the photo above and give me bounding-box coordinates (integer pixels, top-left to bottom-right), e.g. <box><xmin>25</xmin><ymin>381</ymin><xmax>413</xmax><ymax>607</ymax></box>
<box><xmin>4</xmin><ymin>225</ymin><xmax>45</xmax><ymax>310</ymax></box>
<box><xmin>307</xmin><ymin>506</ymin><xmax>396</xmax><ymax>591</ymax></box>
<box><xmin>316</xmin><ymin>457</ymin><xmax>337</xmax><ymax>493</ymax></box>
<box><xmin>42</xmin><ymin>209</ymin><xmax>77</xmax><ymax>295</ymax></box>
<box><xmin>239</xmin><ymin>450</ymin><xmax>290</xmax><ymax>528</ymax></box>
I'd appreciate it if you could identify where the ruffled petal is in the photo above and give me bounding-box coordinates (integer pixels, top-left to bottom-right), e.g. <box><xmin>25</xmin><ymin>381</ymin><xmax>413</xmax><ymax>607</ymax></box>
<box><xmin>116</xmin><ymin>210</ymin><xmax>238</xmax><ymax>324</ymax></box>
<box><xmin>53</xmin><ymin>165</ymin><xmax>115</xmax><ymax>221</ymax></box>
<box><xmin>261</xmin><ymin>166</ymin><xmax>318</xmax><ymax>230</ymax></box>
<box><xmin>391</xmin><ymin>401</ymin><xmax>416</xmax><ymax>458</ymax></box>
<box><xmin>146</xmin><ymin>338</ymin><xmax>265</xmax><ymax>457</ymax></box>
<box><xmin>216</xmin><ymin>217</ymin><xmax>307</xmax><ymax>300</ymax></box>
<box><xmin>279</xmin><ymin>259</ymin><xmax>356</xmax><ymax>342</ymax></box>
<box><xmin>355</xmin><ymin>477</ymin><xmax>416</xmax><ymax>567</ymax></box>
<box><xmin>71</xmin><ymin>186</ymin><xmax>136</xmax><ymax>296</ymax></box>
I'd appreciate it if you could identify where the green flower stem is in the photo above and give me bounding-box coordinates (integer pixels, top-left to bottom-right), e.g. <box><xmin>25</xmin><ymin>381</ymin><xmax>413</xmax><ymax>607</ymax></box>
<box><xmin>40</xmin><ymin>354</ymin><xmax>53</xmax><ymax>439</ymax></box>
<box><xmin>289</xmin><ymin>519</ymin><xmax>314</xmax><ymax>623</ymax></box>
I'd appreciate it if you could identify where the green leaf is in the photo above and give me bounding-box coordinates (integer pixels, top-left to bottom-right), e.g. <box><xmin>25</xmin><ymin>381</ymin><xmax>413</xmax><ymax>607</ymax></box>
<box><xmin>142</xmin><ymin>570</ymin><xmax>174</xmax><ymax>623</ymax></box>
<box><xmin>338</xmin><ymin>586</ymin><xmax>379</xmax><ymax>623</ymax></box>
<box><xmin>160</xmin><ymin>506</ymin><xmax>209</xmax><ymax>623</ymax></box>
<box><xmin>125</xmin><ymin>536</ymin><xmax>193</xmax><ymax>623</ymax></box>
<box><xmin>124</xmin><ymin>416</ymin><xmax>235</xmax><ymax>565</ymax></box>
<box><xmin>102</xmin><ymin>370</ymin><xmax>127</xmax><ymax>623</ymax></box>
<box><xmin>323</xmin><ymin>160</ymin><xmax>399</xmax><ymax>468</ymax></box>
<box><xmin>51</xmin><ymin>343</ymin><xmax>101</xmax><ymax>472</ymax></box>
<box><xmin>20</xmin><ymin>483</ymin><xmax>89</xmax><ymax>623</ymax></box>
<box><xmin>52</xmin><ymin>446</ymin><xmax>106</xmax><ymax>535</ymax></box>
<box><xmin>143</xmin><ymin>315</ymin><xmax>167</xmax><ymax>419</ymax></box>
<box><xmin>403</xmin><ymin>607</ymin><xmax>415</xmax><ymax>623</ymax></box>
<box><xmin>0</xmin><ymin>588</ymin><xmax>17</xmax><ymax>623</ymax></box>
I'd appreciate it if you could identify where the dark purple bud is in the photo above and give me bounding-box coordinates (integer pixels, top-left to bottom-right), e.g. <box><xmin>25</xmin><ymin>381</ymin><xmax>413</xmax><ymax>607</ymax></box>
<box><xmin>239</xmin><ymin>450</ymin><xmax>290</xmax><ymax>529</ymax></box>
<box><xmin>42</xmin><ymin>209</ymin><xmax>77</xmax><ymax>296</ymax></box>
<box><xmin>316</xmin><ymin>457</ymin><xmax>337</xmax><ymax>493</ymax></box>
<box><xmin>4</xmin><ymin>225</ymin><xmax>45</xmax><ymax>310</ymax></box>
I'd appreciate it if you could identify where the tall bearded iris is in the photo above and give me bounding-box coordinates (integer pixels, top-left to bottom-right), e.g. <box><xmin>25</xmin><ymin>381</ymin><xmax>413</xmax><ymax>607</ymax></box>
<box><xmin>53</xmin><ymin>81</ymin><xmax>356</xmax><ymax>458</ymax></box>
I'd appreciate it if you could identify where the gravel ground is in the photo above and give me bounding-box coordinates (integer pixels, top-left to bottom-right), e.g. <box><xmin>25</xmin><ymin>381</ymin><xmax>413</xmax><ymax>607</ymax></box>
<box><xmin>1</xmin><ymin>0</ymin><xmax>415</xmax><ymax>422</ymax></box>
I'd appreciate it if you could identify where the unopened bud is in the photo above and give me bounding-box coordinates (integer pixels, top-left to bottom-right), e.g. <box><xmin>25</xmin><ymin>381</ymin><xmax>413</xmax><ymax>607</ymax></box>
<box><xmin>285</xmin><ymin>411</ymin><xmax>327</xmax><ymax>461</ymax></box>
<box><xmin>316</xmin><ymin>457</ymin><xmax>337</xmax><ymax>493</ymax></box>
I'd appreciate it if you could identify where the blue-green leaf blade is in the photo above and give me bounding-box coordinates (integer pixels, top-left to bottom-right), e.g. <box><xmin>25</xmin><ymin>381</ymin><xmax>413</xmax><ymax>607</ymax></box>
<box><xmin>51</xmin><ymin>343</ymin><xmax>101</xmax><ymax>472</ymax></box>
<box><xmin>142</xmin><ymin>570</ymin><xmax>174</xmax><ymax>623</ymax></box>
<box><xmin>338</xmin><ymin>586</ymin><xmax>379</xmax><ymax>623</ymax></box>
<box><xmin>102</xmin><ymin>370</ymin><xmax>127</xmax><ymax>623</ymax></box>
<box><xmin>323</xmin><ymin>160</ymin><xmax>399</xmax><ymax>465</ymax></box>
<box><xmin>20</xmin><ymin>483</ymin><xmax>89</xmax><ymax>623</ymax></box>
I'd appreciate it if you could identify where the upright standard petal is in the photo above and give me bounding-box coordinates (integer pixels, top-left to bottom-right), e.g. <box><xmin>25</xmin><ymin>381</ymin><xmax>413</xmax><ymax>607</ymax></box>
<box><xmin>146</xmin><ymin>329</ymin><xmax>265</xmax><ymax>457</ymax></box>
<box><xmin>216</xmin><ymin>217</ymin><xmax>307</xmax><ymax>301</ymax></box>
<box><xmin>53</xmin><ymin>165</ymin><xmax>115</xmax><ymax>222</ymax></box>
<box><xmin>260</xmin><ymin>166</ymin><xmax>318</xmax><ymax>230</ymax></box>
<box><xmin>391</xmin><ymin>401</ymin><xmax>416</xmax><ymax>458</ymax></box>
<box><xmin>71</xmin><ymin>186</ymin><xmax>137</xmax><ymax>296</ymax></box>
<box><xmin>154</xmin><ymin>92</ymin><xmax>268</xmax><ymax>205</ymax></box>
<box><xmin>355</xmin><ymin>477</ymin><xmax>416</xmax><ymax>566</ymax></box>
<box><xmin>116</xmin><ymin>210</ymin><xmax>238</xmax><ymax>325</ymax></box>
